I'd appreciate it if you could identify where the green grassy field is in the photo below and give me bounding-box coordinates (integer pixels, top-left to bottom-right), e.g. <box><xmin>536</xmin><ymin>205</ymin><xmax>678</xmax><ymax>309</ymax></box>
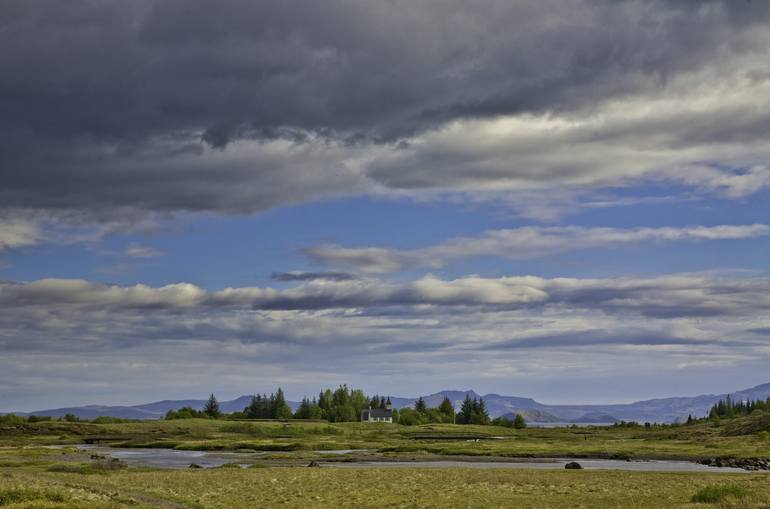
<box><xmin>2</xmin><ymin>417</ymin><xmax>769</xmax><ymax>461</ymax></box>
<box><xmin>1</xmin><ymin>416</ymin><xmax>769</xmax><ymax>508</ymax></box>
<box><xmin>1</xmin><ymin>460</ymin><xmax>769</xmax><ymax>508</ymax></box>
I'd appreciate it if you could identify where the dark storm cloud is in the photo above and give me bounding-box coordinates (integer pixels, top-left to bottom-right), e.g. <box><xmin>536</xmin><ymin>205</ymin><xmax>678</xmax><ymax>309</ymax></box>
<box><xmin>2</xmin><ymin>0</ymin><xmax>770</xmax><ymax>221</ymax></box>
<box><xmin>3</xmin><ymin>0</ymin><xmax>748</xmax><ymax>144</ymax></box>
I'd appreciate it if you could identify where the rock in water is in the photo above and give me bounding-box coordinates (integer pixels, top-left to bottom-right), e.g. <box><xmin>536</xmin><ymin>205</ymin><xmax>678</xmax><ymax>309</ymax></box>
<box><xmin>308</xmin><ymin>460</ymin><xmax>321</xmax><ymax>467</ymax></box>
<box><xmin>188</xmin><ymin>463</ymin><xmax>203</xmax><ymax>469</ymax></box>
<box><xmin>565</xmin><ymin>461</ymin><xmax>583</xmax><ymax>470</ymax></box>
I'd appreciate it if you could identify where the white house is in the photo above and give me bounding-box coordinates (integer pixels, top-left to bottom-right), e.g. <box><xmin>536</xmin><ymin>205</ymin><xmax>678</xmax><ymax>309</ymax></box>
<box><xmin>361</xmin><ymin>407</ymin><xmax>393</xmax><ymax>423</ymax></box>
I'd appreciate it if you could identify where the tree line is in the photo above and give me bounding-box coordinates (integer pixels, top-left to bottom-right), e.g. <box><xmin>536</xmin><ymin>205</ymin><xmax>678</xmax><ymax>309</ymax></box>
<box><xmin>706</xmin><ymin>395</ymin><xmax>770</xmax><ymax>420</ymax></box>
<box><xmin>163</xmin><ymin>386</ymin><xmax>526</xmax><ymax>428</ymax></box>
<box><xmin>165</xmin><ymin>385</ymin><xmax>390</xmax><ymax>422</ymax></box>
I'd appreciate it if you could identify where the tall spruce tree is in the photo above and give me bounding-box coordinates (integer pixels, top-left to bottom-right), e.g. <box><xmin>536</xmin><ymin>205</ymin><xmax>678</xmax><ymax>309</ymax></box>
<box><xmin>475</xmin><ymin>397</ymin><xmax>489</xmax><ymax>425</ymax></box>
<box><xmin>415</xmin><ymin>396</ymin><xmax>427</xmax><ymax>414</ymax></box>
<box><xmin>438</xmin><ymin>396</ymin><xmax>454</xmax><ymax>418</ymax></box>
<box><xmin>245</xmin><ymin>394</ymin><xmax>261</xmax><ymax>418</ymax></box>
<box><xmin>204</xmin><ymin>393</ymin><xmax>221</xmax><ymax>418</ymax></box>
<box><xmin>274</xmin><ymin>387</ymin><xmax>292</xmax><ymax>419</ymax></box>
<box><xmin>458</xmin><ymin>394</ymin><xmax>474</xmax><ymax>424</ymax></box>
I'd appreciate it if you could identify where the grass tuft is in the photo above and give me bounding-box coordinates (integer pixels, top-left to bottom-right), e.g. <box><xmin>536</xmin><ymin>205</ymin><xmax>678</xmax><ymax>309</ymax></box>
<box><xmin>691</xmin><ymin>485</ymin><xmax>751</xmax><ymax>504</ymax></box>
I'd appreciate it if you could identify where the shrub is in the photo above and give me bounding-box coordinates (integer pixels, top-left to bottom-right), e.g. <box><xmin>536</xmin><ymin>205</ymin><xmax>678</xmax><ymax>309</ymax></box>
<box><xmin>0</xmin><ymin>414</ymin><xmax>24</xmax><ymax>425</ymax></box>
<box><xmin>91</xmin><ymin>416</ymin><xmax>128</xmax><ymax>424</ymax></box>
<box><xmin>26</xmin><ymin>415</ymin><xmax>52</xmax><ymax>423</ymax></box>
<box><xmin>491</xmin><ymin>416</ymin><xmax>514</xmax><ymax>428</ymax></box>
<box><xmin>691</xmin><ymin>485</ymin><xmax>750</xmax><ymax>504</ymax></box>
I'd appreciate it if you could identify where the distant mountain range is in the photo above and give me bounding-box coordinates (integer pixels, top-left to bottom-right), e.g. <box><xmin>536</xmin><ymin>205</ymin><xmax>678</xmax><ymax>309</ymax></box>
<box><xmin>9</xmin><ymin>383</ymin><xmax>770</xmax><ymax>423</ymax></box>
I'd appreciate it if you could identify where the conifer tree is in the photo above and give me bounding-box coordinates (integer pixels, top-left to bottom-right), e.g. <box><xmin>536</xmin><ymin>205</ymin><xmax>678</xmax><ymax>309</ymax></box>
<box><xmin>204</xmin><ymin>393</ymin><xmax>221</xmax><ymax>418</ymax></box>
<box><xmin>438</xmin><ymin>396</ymin><xmax>454</xmax><ymax>418</ymax></box>
<box><xmin>245</xmin><ymin>394</ymin><xmax>261</xmax><ymax>418</ymax></box>
<box><xmin>415</xmin><ymin>396</ymin><xmax>427</xmax><ymax>414</ymax></box>
<box><xmin>274</xmin><ymin>387</ymin><xmax>292</xmax><ymax>419</ymax></box>
<box><xmin>458</xmin><ymin>394</ymin><xmax>474</xmax><ymax>424</ymax></box>
<box><xmin>476</xmin><ymin>397</ymin><xmax>489</xmax><ymax>425</ymax></box>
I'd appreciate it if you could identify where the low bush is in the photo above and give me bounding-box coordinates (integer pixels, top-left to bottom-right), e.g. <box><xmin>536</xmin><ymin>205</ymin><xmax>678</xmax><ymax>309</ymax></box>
<box><xmin>0</xmin><ymin>414</ymin><xmax>25</xmax><ymax>425</ymax></box>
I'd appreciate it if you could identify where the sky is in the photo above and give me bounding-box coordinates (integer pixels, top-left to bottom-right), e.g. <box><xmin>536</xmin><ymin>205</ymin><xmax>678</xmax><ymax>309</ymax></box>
<box><xmin>2</xmin><ymin>0</ymin><xmax>770</xmax><ymax>412</ymax></box>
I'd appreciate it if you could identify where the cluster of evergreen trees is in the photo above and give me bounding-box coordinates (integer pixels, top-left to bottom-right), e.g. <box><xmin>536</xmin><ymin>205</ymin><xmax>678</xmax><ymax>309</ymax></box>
<box><xmin>397</xmin><ymin>396</ymin><xmax>455</xmax><ymax>425</ymax></box>
<box><xmin>491</xmin><ymin>414</ymin><xmax>527</xmax><ymax>429</ymax></box>
<box><xmin>162</xmin><ymin>387</ymin><xmax>530</xmax><ymax>427</ymax></box>
<box><xmin>164</xmin><ymin>386</ymin><xmax>382</xmax><ymax>422</ymax></box>
<box><xmin>165</xmin><ymin>393</ymin><xmax>221</xmax><ymax>419</ymax></box>
<box><xmin>456</xmin><ymin>395</ymin><xmax>490</xmax><ymax>425</ymax></box>
<box><xmin>293</xmin><ymin>385</ymin><xmax>387</xmax><ymax>422</ymax></box>
<box><xmin>243</xmin><ymin>388</ymin><xmax>292</xmax><ymax>419</ymax></box>
<box><xmin>707</xmin><ymin>395</ymin><xmax>770</xmax><ymax>420</ymax></box>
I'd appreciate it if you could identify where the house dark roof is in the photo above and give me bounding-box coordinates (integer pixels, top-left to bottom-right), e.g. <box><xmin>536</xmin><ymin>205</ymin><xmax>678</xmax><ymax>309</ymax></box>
<box><xmin>362</xmin><ymin>408</ymin><xmax>392</xmax><ymax>419</ymax></box>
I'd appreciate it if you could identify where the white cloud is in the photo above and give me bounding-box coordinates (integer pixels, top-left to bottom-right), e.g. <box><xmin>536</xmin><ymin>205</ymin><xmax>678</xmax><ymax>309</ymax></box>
<box><xmin>125</xmin><ymin>243</ymin><xmax>165</xmax><ymax>258</ymax></box>
<box><xmin>0</xmin><ymin>219</ymin><xmax>40</xmax><ymax>250</ymax></box>
<box><xmin>305</xmin><ymin>224</ymin><xmax>770</xmax><ymax>272</ymax></box>
<box><xmin>3</xmin><ymin>272</ymin><xmax>770</xmax><ymax>320</ymax></box>
<box><xmin>3</xmin><ymin>271</ymin><xmax>770</xmax><ymax>409</ymax></box>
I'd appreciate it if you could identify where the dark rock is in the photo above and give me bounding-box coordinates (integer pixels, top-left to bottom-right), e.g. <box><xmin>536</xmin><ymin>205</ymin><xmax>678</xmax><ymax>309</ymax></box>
<box><xmin>565</xmin><ymin>461</ymin><xmax>583</xmax><ymax>470</ymax></box>
<box><xmin>307</xmin><ymin>461</ymin><xmax>321</xmax><ymax>467</ymax></box>
<box><xmin>697</xmin><ymin>456</ymin><xmax>770</xmax><ymax>471</ymax></box>
<box><xmin>188</xmin><ymin>463</ymin><xmax>203</xmax><ymax>469</ymax></box>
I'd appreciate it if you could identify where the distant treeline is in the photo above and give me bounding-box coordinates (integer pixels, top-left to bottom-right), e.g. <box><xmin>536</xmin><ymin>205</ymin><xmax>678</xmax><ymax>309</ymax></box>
<box><xmin>0</xmin><ymin>413</ymin><xmax>130</xmax><ymax>425</ymax></box>
<box><xmin>706</xmin><ymin>395</ymin><xmax>770</xmax><ymax>420</ymax></box>
<box><xmin>165</xmin><ymin>386</ymin><xmax>387</xmax><ymax>422</ymax></box>
<box><xmin>165</xmin><ymin>386</ymin><xmax>526</xmax><ymax>427</ymax></box>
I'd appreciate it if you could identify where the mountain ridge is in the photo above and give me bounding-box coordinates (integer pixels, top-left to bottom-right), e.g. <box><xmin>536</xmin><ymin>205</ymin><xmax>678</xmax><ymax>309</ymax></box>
<box><xmin>7</xmin><ymin>383</ymin><xmax>770</xmax><ymax>423</ymax></box>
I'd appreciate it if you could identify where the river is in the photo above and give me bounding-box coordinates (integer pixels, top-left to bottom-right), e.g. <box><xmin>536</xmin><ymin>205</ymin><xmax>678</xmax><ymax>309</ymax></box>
<box><xmin>73</xmin><ymin>445</ymin><xmax>756</xmax><ymax>473</ymax></box>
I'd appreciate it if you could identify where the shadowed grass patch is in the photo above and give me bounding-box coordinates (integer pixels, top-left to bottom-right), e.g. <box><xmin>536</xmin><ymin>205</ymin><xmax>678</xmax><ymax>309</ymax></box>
<box><xmin>46</xmin><ymin>459</ymin><xmax>126</xmax><ymax>475</ymax></box>
<box><xmin>0</xmin><ymin>487</ymin><xmax>67</xmax><ymax>505</ymax></box>
<box><xmin>691</xmin><ymin>484</ymin><xmax>751</xmax><ymax>503</ymax></box>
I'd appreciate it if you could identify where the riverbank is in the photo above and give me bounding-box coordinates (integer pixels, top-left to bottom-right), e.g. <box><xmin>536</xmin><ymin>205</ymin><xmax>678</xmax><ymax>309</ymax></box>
<box><xmin>36</xmin><ymin>443</ymin><xmax>770</xmax><ymax>473</ymax></box>
<box><xmin>4</xmin><ymin>418</ymin><xmax>770</xmax><ymax>464</ymax></box>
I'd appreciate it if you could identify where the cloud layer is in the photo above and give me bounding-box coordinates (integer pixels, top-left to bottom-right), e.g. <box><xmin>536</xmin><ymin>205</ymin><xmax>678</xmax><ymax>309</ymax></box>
<box><xmin>2</xmin><ymin>0</ymin><xmax>770</xmax><ymax>224</ymax></box>
<box><xmin>3</xmin><ymin>272</ymin><xmax>770</xmax><ymax>336</ymax></box>
<box><xmin>0</xmin><ymin>220</ymin><xmax>39</xmax><ymax>251</ymax></box>
<box><xmin>3</xmin><ymin>1</ymin><xmax>770</xmax><ymax>409</ymax></box>
<box><xmin>2</xmin><ymin>271</ymin><xmax>768</xmax><ymax>407</ymax></box>
<box><xmin>305</xmin><ymin>224</ymin><xmax>770</xmax><ymax>272</ymax></box>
